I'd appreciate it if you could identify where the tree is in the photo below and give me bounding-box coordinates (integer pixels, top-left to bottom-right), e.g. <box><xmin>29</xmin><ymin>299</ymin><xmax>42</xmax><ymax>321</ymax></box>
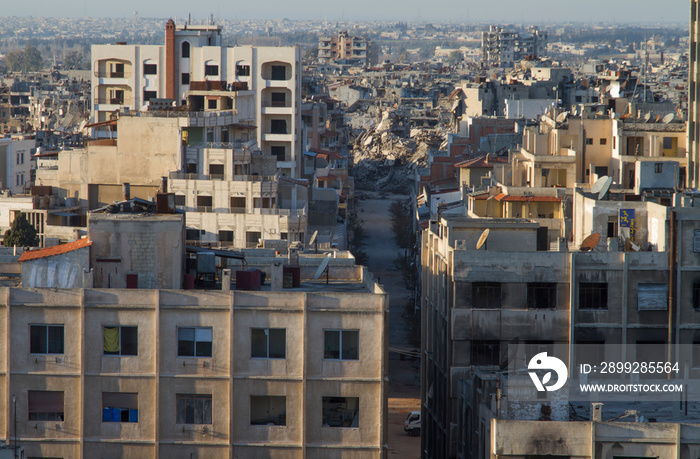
<box><xmin>446</xmin><ymin>50</ymin><xmax>463</xmax><ymax>67</ymax></box>
<box><xmin>63</xmin><ymin>50</ymin><xmax>83</xmax><ymax>70</ymax></box>
<box><xmin>3</xmin><ymin>213</ymin><xmax>39</xmax><ymax>247</ymax></box>
<box><xmin>5</xmin><ymin>44</ymin><xmax>43</xmax><ymax>73</ymax></box>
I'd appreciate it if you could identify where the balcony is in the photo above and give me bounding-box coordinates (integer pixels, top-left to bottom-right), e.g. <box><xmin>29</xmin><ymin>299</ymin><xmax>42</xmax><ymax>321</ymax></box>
<box><xmin>94</xmin><ymin>70</ymin><xmax>132</xmax><ymax>78</ymax></box>
<box><xmin>94</xmin><ymin>97</ymin><xmax>126</xmax><ymax>105</ymax></box>
<box><xmin>196</xmin><ymin>206</ymin><xmax>213</xmax><ymax>213</ymax></box>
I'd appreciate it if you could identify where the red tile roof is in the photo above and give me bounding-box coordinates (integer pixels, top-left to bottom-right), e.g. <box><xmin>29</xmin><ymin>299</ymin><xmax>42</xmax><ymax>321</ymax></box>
<box><xmin>18</xmin><ymin>238</ymin><xmax>92</xmax><ymax>262</ymax></box>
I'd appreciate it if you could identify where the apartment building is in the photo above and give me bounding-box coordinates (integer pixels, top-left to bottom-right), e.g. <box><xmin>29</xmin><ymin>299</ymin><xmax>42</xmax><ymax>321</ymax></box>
<box><xmin>318</xmin><ymin>32</ymin><xmax>378</xmax><ymax>67</ymax></box>
<box><xmin>91</xmin><ymin>20</ymin><xmax>302</xmax><ymax>176</ymax></box>
<box><xmin>481</xmin><ymin>26</ymin><xmax>547</xmax><ymax>68</ymax></box>
<box><xmin>0</xmin><ymin>136</ymin><xmax>34</xmax><ymax>195</ymax></box>
<box><xmin>420</xmin><ymin>195</ymin><xmax>700</xmax><ymax>459</ymax></box>
<box><xmin>0</xmin><ymin>271</ymin><xmax>388</xmax><ymax>458</ymax></box>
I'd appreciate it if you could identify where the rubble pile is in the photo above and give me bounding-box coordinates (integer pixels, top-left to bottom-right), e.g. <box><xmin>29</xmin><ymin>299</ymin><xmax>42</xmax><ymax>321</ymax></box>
<box><xmin>350</xmin><ymin>109</ymin><xmax>446</xmax><ymax>192</ymax></box>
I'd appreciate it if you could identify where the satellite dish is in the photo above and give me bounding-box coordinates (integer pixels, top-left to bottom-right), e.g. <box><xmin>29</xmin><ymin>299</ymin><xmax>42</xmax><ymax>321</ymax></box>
<box><xmin>476</xmin><ymin>228</ymin><xmax>490</xmax><ymax>250</ymax></box>
<box><xmin>629</xmin><ymin>241</ymin><xmax>641</xmax><ymax>252</ymax></box>
<box><xmin>555</xmin><ymin>111</ymin><xmax>568</xmax><ymax>123</ymax></box>
<box><xmin>314</xmin><ymin>253</ymin><xmax>332</xmax><ymax>280</ymax></box>
<box><xmin>309</xmin><ymin>230</ymin><xmax>318</xmax><ymax>246</ymax></box>
<box><xmin>643</xmin><ymin>113</ymin><xmax>651</xmax><ymax>123</ymax></box>
<box><xmin>661</xmin><ymin>113</ymin><xmax>674</xmax><ymax>124</ymax></box>
<box><xmin>598</xmin><ymin>176</ymin><xmax>613</xmax><ymax>200</ymax></box>
<box><xmin>591</xmin><ymin>176</ymin><xmax>607</xmax><ymax>194</ymax></box>
<box><xmin>580</xmin><ymin>232</ymin><xmax>601</xmax><ymax>252</ymax></box>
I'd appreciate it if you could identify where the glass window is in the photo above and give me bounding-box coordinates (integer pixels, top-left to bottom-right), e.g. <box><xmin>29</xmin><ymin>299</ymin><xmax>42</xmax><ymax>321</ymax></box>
<box><xmin>251</xmin><ymin>328</ymin><xmax>286</xmax><ymax>359</ymax></box>
<box><xmin>28</xmin><ymin>391</ymin><xmax>64</xmax><ymax>421</ymax></box>
<box><xmin>143</xmin><ymin>63</ymin><xmax>157</xmax><ymax>75</ymax></box>
<box><xmin>102</xmin><ymin>392</ymin><xmax>138</xmax><ymax>423</ymax></box>
<box><xmin>178</xmin><ymin>327</ymin><xmax>213</xmax><ymax>357</ymax></box>
<box><xmin>103</xmin><ymin>326</ymin><xmax>138</xmax><ymax>356</ymax></box>
<box><xmin>30</xmin><ymin>325</ymin><xmax>64</xmax><ymax>354</ymax></box>
<box><xmin>250</xmin><ymin>396</ymin><xmax>286</xmax><ymax>425</ymax></box>
<box><xmin>322</xmin><ymin>396</ymin><xmax>359</xmax><ymax>427</ymax></box>
<box><xmin>176</xmin><ymin>394</ymin><xmax>212</xmax><ymax>424</ymax></box>
<box><xmin>324</xmin><ymin>330</ymin><xmax>358</xmax><ymax>360</ymax></box>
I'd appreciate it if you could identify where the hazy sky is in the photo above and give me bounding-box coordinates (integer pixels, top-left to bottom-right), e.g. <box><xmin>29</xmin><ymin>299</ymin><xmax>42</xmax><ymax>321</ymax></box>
<box><xmin>3</xmin><ymin>0</ymin><xmax>689</xmax><ymax>24</ymax></box>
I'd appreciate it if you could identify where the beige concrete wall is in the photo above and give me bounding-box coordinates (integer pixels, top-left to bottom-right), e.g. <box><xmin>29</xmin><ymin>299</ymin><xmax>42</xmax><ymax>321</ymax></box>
<box><xmin>0</xmin><ymin>286</ymin><xmax>386</xmax><ymax>458</ymax></box>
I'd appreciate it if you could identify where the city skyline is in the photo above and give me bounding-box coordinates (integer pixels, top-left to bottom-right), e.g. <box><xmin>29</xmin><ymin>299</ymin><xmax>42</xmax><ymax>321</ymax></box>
<box><xmin>1</xmin><ymin>0</ymin><xmax>688</xmax><ymax>24</ymax></box>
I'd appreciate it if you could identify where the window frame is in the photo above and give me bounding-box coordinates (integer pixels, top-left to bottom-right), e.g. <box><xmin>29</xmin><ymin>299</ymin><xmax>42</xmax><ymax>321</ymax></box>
<box><xmin>251</xmin><ymin>328</ymin><xmax>286</xmax><ymax>359</ymax></box>
<box><xmin>471</xmin><ymin>282</ymin><xmax>502</xmax><ymax>309</ymax></box>
<box><xmin>30</xmin><ymin>324</ymin><xmax>64</xmax><ymax>355</ymax></box>
<box><xmin>322</xmin><ymin>396</ymin><xmax>359</xmax><ymax>428</ymax></box>
<box><xmin>102</xmin><ymin>392</ymin><xmax>138</xmax><ymax>423</ymax></box>
<box><xmin>204</xmin><ymin>64</ymin><xmax>219</xmax><ymax>76</ymax></box>
<box><xmin>578</xmin><ymin>282</ymin><xmax>608</xmax><ymax>310</ymax></box>
<box><xmin>323</xmin><ymin>329</ymin><xmax>359</xmax><ymax>361</ymax></box>
<box><xmin>143</xmin><ymin>63</ymin><xmax>157</xmax><ymax>75</ymax></box>
<box><xmin>176</xmin><ymin>394</ymin><xmax>212</xmax><ymax>425</ymax></box>
<box><xmin>250</xmin><ymin>395</ymin><xmax>286</xmax><ymax>426</ymax></box>
<box><xmin>177</xmin><ymin>326</ymin><xmax>213</xmax><ymax>358</ymax></box>
<box><xmin>28</xmin><ymin>390</ymin><xmax>64</xmax><ymax>421</ymax></box>
<box><xmin>103</xmin><ymin>325</ymin><xmax>138</xmax><ymax>356</ymax></box>
<box><xmin>526</xmin><ymin>282</ymin><xmax>557</xmax><ymax>309</ymax></box>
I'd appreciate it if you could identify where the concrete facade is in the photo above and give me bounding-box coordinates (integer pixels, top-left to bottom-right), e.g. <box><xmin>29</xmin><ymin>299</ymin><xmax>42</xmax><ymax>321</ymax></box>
<box><xmin>0</xmin><ymin>281</ymin><xmax>388</xmax><ymax>458</ymax></box>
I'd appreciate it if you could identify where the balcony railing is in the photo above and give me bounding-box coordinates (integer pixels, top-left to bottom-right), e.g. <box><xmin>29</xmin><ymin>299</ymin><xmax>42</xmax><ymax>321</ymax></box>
<box><xmin>94</xmin><ymin>70</ymin><xmax>132</xmax><ymax>78</ymax></box>
<box><xmin>94</xmin><ymin>97</ymin><xmax>126</xmax><ymax>105</ymax></box>
<box><xmin>196</xmin><ymin>206</ymin><xmax>213</xmax><ymax>213</ymax></box>
<box><xmin>229</xmin><ymin>207</ymin><xmax>246</xmax><ymax>214</ymax></box>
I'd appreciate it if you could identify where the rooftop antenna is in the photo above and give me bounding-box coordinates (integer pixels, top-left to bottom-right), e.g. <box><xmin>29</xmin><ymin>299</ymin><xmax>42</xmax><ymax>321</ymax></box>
<box><xmin>476</xmin><ymin>228</ymin><xmax>490</xmax><ymax>250</ymax></box>
<box><xmin>314</xmin><ymin>253</ymin><xmax>332</xmax><ymax>285</ymax></box>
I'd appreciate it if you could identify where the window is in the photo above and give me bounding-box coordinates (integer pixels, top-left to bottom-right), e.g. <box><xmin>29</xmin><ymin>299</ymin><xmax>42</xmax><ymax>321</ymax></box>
<box><xmin>271</xmin><ymin>92</ymin><xmax>286</xmax><ymax>107</ymax></box>
<box><xmin>251</xmin><ymin>328</ymin><xmax>286</xmax><ymax>359</ymax></box>
<box><xmin>585</xmin><ymin>138</ymin><xmax>593</xmax><ymax>145</ymax></box>
<box><xmin>231</xmin><ymin>197</ymin><xmax>246</xmax><ymax>212</ymax></box>
<box><xmin>181</xmin><ymin>73</ymin><xmax>190</xmax><ymax>85</ymax></box>
<box><xmin>599</xmin><ymin>138</ymin><xmax>607</xmax><ymax>145</ymax></box>
<box><xmin>236</xmin><ymin>64</ymin><xmax>250</xmax><ymax>76</ymax></box>
<box><xmin>607</xmin><ymin>216</ymin><xmax>618</xmax><ymax>238</ymax></box>
<box><xmin>270</xmin><ymin>119</ymin><xmax>287</xmax><ymax>134</ymax></box>
<box><xmin>143</xmin><ymin>63</ymin><xmax>157</xmax><ymax>75</ymax></box>
<box><xmin>28</xmin><ymin>391</ymin><xmax>64</xmax><ymax>421</ymax></box>
<box><xmin>579</xmin><ymin>283</ymin><xmax>608</xmax><ymax>309</ymax></box>
<box><xmin>181</xmin><ymin>41</ymin><xmax>190</xmax><ymax>58</ymax></box>
<box><xmin>471</xmin><ymin>340</ymin><xmax>500</xmax><ymax>366</ymax></box>
<box><xmin>30</xmin><ymin>324</ymin><xmax>64</xmax><ymax>354</ymax></box>
<box><xmin>271</xmin><ymin>146</ymin><xmax>285</xmax><ymax>161</ymax></box>
<box><xmin>143</xmin><ymin>90</ymin><xmax>157</xmax><ymax>102</ymax></box>
<box><xmin>693</xmin><ymin>341</ymin><xmax>700</xmax><ymax>368</ymax></box>
<box><xmin>176</xmin><ymin>394</ymin><xmax>212</xmax><ymax>424</ymax></box>
<box><xmin>174</xmin><ymin>194</ymin><xmax>185</xmax><ymax>206</ymax></box>
<box><xmin>637</xmin><ymin>283</ymin><xmax>667</xmax><ymax>310</ymax></box>
<box><xmin>472</xmin><ymin>282</ymin><xmax>501</xmax><ymax>309</ymax></box>
<box><xmin>322</xmin><ymin>397</ymin><xmax>359</xmax><ymax>427</ymax></box>
<box><xmin>694</xmin><ymin>283</ymin><xmax>700</xmax><ymax>310</ymax></box>
<box><xmin>655</xmin><ymin>162</ymin><xmax>663</xmax><ymax>173</ymax></box>
<box><xmin>270</xmin><ymin>65</ymin><xmax>286</xmax><ymax>80</ymax></box>
<box><xmin>197</xmin><ymin>195</ymin><xmax>212</xmax><ymax>211</ymax></box>
<box><xmin>526</xmin><ymin>282</ymin><xmax>557</xmax><ymax>309</ymax></box>
<box><xmin>186</xmin><ymin>229</ymin><xmax>201</xmax><ymax>241</ymax></box>
<box><xmin>250</xmin><ymin>396</ymin><xmax>286</xmax><ymax>425</ymax></box>
<box><xmin>177</xmin><ymin>327</ymin><xmax>213</xmax><ymax>357</ymax></box>
<box><xmin>103</xmin><ymin>326</ymin><xmax>137</xmax><ymax>356</ymax></box>
<box><xmin>663</xmin><ymin>137</ymin><xmax>674</xmax><ymax>149</ymax></box>
<box><xmin>205</xmin><ymin>64</ymin><xmax>219</xmax><ymax>76</ymax></box>
<box><xmin>207</xmin><ymin>99</ymin><xmax>217</xmax><ymax>109</ymax></box>
<box><xmin>102</xmin><ymin>392</ymin><xmax>138</xmax><ymax>423</ymax></box>
<box><xmin>218</xmin><ymin>230</ymin><xmax>234</xmax><ymax>246</ymax></box>
<box><xmin>324</xmin><ymin>330</ymin><xmax>359</xmax><ymax>360</ymax></box>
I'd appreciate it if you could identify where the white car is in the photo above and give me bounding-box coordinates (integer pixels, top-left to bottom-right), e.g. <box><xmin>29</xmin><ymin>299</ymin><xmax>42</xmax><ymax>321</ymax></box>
<box><xmin>404</xmin><ymin>411</ymin><xmax>420</xmax><ymax>436</ymax></box>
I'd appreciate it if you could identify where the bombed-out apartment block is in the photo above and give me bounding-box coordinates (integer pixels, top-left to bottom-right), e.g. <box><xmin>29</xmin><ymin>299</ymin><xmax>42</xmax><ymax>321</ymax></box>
<box><xmin>318</xmin><ymin>32</ymin><xmax>378</xmax><ymax>68</ymax></box>
<box><xmin>420</xmin><ymin>192</ymin><xmax>700</xmax><ymax>458</ymax></box>
<box><xmin>481</xmin><ymin>26</ymin><xmax>547</xmax><ymax>68</ymax></box>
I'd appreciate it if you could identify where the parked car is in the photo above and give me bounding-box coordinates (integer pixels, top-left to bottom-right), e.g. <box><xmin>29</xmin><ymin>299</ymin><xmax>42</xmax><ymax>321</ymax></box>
<box><xmin>404</xmin><ymin>410</ymin><xmax>420</xmax><ymax>436</ymax></box>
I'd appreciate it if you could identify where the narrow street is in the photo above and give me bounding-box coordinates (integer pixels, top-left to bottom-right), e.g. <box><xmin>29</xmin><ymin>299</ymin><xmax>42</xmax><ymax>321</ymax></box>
<box><xmin>357</xmin><ymin>191</ymin><xmax>421</xmax><ymax>459</ymax></box>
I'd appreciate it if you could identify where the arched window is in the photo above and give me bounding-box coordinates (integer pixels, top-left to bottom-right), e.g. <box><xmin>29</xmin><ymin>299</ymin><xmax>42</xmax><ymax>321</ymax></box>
<box><xmin>181</xmin><ymin>41</ymin><xmax>190</xmax><ymax>58</ymax></box>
